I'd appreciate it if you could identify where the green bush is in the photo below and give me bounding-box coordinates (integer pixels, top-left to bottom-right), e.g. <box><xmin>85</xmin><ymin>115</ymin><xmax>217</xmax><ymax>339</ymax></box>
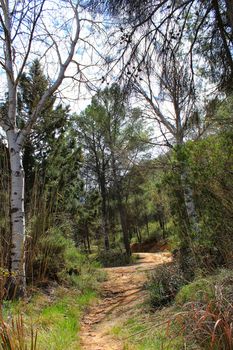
<box><xmin>96</xmin><ymin>249</ymin><xmax>133</xmax><ymax>267</ymax></box>
<box><xmin>63</xmin><ymin>243</ymin><xmax>84</xmax><ymax>273</ymax></box>
<box><xmin>63</xmin><ymin>256</ymin><xmax>106</xmax><ymax>292</ymax></box>
<box><xmin>176</xmin><ymin>269</ymin><xmax>233</xmax><ymax>306</ymax></box>
<box><xmin>26</xmin><ymin>225</ymin><xmax>106</xmax><ymax>293</ymax></box>
<box><xmin>30</xmin><ymin>228</ymin><xmax>69</xmax><ymax>281</ymax></box>
<box><xmin>175</xmin><ymin>277</ymin><xmax>214</xmax><ymax>305</ymax></box>
<box><xmin>147</xmin><ymin>263</ymin><xmax>186</xmax><ymax>308</ymax></box>
<box><xmin>29</xmin><ymin>228</ymin><xmax>84</xmax><ymax>283</ymax></box>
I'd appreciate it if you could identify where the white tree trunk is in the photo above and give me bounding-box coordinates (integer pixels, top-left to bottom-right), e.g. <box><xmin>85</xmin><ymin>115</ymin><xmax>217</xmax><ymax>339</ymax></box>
<box><xmin>180</xmin><ymin>167</ymin><xmax>200</xmax><ymax>236</ymax></box>
<box><xmin>176</xmin><ymin>136</ymin><xmax>200</xmax><ymax>238</ymax></box>
<box><xmin>0</xmin><ymin>0</ymin><xmax>81</xmax><ymax>298</ymax></box>
<box><xmin>7</xmin><ymin>130</ymin><xmax>26</xmax><ymax>295</ymax></box>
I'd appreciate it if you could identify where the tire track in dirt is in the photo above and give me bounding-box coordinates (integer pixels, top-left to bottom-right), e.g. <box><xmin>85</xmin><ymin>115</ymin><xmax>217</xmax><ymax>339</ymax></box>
<box><xmin>80</xmin><ymin>252</ymin><xmax>172</xmax><ymax>350</ymax></box>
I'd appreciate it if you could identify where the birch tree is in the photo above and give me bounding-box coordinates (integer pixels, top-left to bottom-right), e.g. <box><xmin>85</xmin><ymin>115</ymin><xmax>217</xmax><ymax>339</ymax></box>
<box><xmin>0</xmin><ymin>0</ymin><xmax>85</xmax><ymax>296</ymax></box>
<box><xmin>131</xmin><ymin>50</ymin><xmax>204</xmax><ymax>276</ymax></box>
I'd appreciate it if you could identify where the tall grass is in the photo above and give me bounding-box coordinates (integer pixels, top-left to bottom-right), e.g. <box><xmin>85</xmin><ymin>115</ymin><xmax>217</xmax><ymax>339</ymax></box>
<box><xmin>175</xmin><ymin>269</ymin><xmax>233</xmax><ymax>349</ymax></box>
<box><xmin>0</xmin><ymin>314</ymin><xmax>37</xmax><ymax>350</ymax></box>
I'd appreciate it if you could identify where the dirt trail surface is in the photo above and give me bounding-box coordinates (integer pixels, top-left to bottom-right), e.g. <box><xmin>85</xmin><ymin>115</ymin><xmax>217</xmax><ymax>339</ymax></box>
<box><xmin>80</xmin><ymin>252</ymin><xmax>172</xmax><ymax>350</ymax></box>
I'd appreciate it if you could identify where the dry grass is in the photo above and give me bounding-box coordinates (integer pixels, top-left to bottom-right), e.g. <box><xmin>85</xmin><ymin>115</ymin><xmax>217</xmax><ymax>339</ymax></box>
<box><xmin>0</xmin><ymin>314</ymin><xmax>37</xmax><ymax>350</ymax></box>
<box><xmin>175</xmin><ymin>270</ymin><xmax>233</xmax><ymax>349</ymax></box>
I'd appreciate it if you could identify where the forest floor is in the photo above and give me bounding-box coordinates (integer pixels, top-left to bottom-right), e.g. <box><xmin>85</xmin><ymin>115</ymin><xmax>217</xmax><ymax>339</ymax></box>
<box><xmin>80</xmin><ymin>252</ymin><xmax>172</xmax><ymax>350</ymax></box>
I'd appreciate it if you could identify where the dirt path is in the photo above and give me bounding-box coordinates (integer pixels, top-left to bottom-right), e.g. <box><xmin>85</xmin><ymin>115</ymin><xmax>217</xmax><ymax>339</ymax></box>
<box><xmin>80</xmin><ymin>252</ymin><xmax>172</xmax><ymax>350</ymax></box>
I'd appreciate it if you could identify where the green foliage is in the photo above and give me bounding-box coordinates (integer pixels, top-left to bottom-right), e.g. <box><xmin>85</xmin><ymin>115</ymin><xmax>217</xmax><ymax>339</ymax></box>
<box><xmin>159</xmin><ymin>124</ymin><xmax>233</xmax><ymax>272</ymax></box>
<box><xmin>64</xmin><ymin>257</ymin><xmax>106</xmax><ymax>292</ymax></box>
<box><xmin>20</xmin><ymin>59</ymin><xmax>83</xmax><ymax>214</ymax></box>
<box><xmin>187</xmin><ymin>131</ymin><xmax>233</xmax><ymax>266</ymax></box>
<box><xmin>175</xmin><ymin>278</ymin><xmax>214</xmax><ymax>305</ymax></box>
<box><xmin>29</xmin><ymin>228</ymin><xmax>69</xmax><ymax>281</ymax></box>
<box><xmin>176</xmin><ymin>269</ymin><xmax>233</xmax><ymax>306</ymax></box>
<box><xmin>147</xmin><ymin>263</ymin><xmax>186</xmax><ymax>308</ymax></box>
<box><xmin>28</xmin><ymin>228</ymin><xmax>99</xmax><ymax>286</ymax></box>
<box><xmin>74</xmin><ymin>189</ymin><xmax>101</xmax><ymax>252</ymax></box>
<box><xmin>96</xmin><ymin>249</ymin><xmax>133</xmax><ymax>267</ymax></box>
<box><xmin>63</xmin><ymin>243</ymin><xmax>83</xmax><ymax>272</ymax></box>
<box><xmin>74</xmin><ymin>84</ymin><xmax>151</xmax><ymax>253</ymax></box>
<box><xmin>17</xmin><ymin>60</ymin><xmax>84</xmax><ymax>286</ymax></box>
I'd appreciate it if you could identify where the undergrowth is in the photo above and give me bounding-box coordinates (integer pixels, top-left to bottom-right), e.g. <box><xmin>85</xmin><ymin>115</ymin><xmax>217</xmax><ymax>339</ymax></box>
<box><xmin>175</xmin><ymin>269</ymin><xmax>233</xmax><ymax>349</ymax></box>
<box><xmin>0</xmin><ymin>314</ymin><xmax>37</xmax><ymax>350</ymax></box>
<box><xmin>96</xmin><ymin>249</ymin><xmax>135</xmax><ymax>267</ymax></box>
<box><xmin>147</xmin><ymin>262</ymin><xmax>186</xmax><ymax>308</ymax></box>
<box><xmin>1</xmin><ymin>287</ymin><xmax>96</xmax><ymax>350</ymax></box>
<box><xmin>115</xmin><ymin>267</ymin><xmax>233</xmax><ymax>350</ymax></box>
<box><xmin>0</xmin><ymin>252</ymin><xmax>104</xmax><ymax>350</ymax></box>
<box><xmin>110</xmin><ymin>307</ymin><xmax>185</xmax><ymax>350</ymax></box>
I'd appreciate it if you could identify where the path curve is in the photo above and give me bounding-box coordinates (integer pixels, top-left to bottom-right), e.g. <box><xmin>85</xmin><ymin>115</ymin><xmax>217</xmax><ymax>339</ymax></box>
<box><xmin>80</xmin><ymin>252</ymin><xmax>172</xmax><ymax>350</ymax></box>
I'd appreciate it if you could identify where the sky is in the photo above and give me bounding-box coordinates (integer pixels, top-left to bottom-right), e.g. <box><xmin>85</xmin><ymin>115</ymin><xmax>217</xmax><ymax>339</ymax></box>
<box><xmin>0</xmin><ymin>0</ymin><xmax>212</xmax><ymax>158</ymax></box>
<box><xmin>0</xmin><ymin>1</ymin><xmax>108</xmax><ymax>110</ymax></box>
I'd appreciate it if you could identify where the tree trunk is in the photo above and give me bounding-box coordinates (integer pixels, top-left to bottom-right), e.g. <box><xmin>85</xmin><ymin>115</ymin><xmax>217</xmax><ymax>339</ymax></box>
<box><xmin>102</xmin><ymin>217</ymin><xmax>110</xmax><ymax>251</ymax></box>
<box><xmin>7</xmin><ymin>131</ymin><xmax>26</xmax><ymax>298</ymax></box>
<box><xmin>136</xmin><ymin>227</ymin><xmax>142</xmax><ymax>243</ymax></box>
<box><xmin>116</xmin><ymin>194</ymin><xmax>131</xmax><ymax>256</ymax></box>
<box><xmin>85</xmin><ymin>223</ymin><xmax>91</xmax><ymax>254</ymax></box>
<box><xmin>180</xmin><ymin>167</ymin><xmax>200</xmax><ymax>237</ymax></box>
<box><xmin>110</xmin><ymin>149</ymin><xmax>131</xmax><ymax>256</ymax></box>
<box><xmin>174</xmin><ymin>143</ymin><xmax>199</xmax><ymax>279</ymax></box>
<box><xmin>100</xmin><ymin>181</ymin><xmax>110</xmax><ymax>250</ymax></box>
<box><xmin>177</xmin><ymin>166</ymin><xmax>199</xmax><ymax>280</ymax></box>
<box><xmin>157</xmin><ymin>203</ymin><xmax>166</xmax><ymax>239</ymax></box>
<box><xmin>145</xmin><ymin>215</ymin><xmax>150</xmax><ymax>237</ymax></box>
<box><xmin>212</xmin><ymin>0</ymin><xmax>233</xmax><ymax>74</ymax></box>
<box><xmin>175</xmin><ymin>141</ymin><xmax>200</xmax><ymax>238</ymax></box>
<box><xmin>174</xmin><ymin>184</ymin><xmax>197</xmax><ymax>281</ymax></box>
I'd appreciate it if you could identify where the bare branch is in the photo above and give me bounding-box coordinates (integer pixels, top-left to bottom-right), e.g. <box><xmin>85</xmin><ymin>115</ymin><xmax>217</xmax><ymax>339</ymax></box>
<box><xmin>19</xmin><ymin>1</ymin><xmax>81</xmax><ymax>144</ymax></box>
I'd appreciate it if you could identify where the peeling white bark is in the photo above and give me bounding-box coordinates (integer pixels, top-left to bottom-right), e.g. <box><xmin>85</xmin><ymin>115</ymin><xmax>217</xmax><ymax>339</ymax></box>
<box><xmin>7</xmin><ymin>130</ymin><xmax>26</xmax><ymax>293</ymax></box>
<box><xmin>0</xmin><ymin>0</ymin><xmax>81</xmax><ymax>296</ymax></box>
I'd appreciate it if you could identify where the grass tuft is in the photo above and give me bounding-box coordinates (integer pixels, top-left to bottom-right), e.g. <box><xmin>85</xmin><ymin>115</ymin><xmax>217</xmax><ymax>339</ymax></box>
<box><xmin>2</xmin><ymin>287</ymin><xmax>96</xmax><ymax>350</ymax></box>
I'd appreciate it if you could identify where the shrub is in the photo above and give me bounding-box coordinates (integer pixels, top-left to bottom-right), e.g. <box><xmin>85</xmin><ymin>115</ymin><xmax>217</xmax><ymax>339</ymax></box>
<box><xmin>147</xmin><ymin>263</ymin><xmax>186</xmax><ymax>308</ymax></box>
<box><xmin>176</xmin><ymin>269</ymin><xmax>233</xmax><ymax>306</ymax></box>
<box><xmin>28</xmin><ymin>228</ymin><xmax>89</xmax><ymax>285</ymax></box>
<box><xmin>29</xmin><ymin>228</ymin><xmax>70</xmax><ymax>282</ymax></box>
<box><xmin>175</xmin><ymin>269</ymin><xmax>233</xmax><ymax>349</ymax></box>
<box><xmin>175</xmin><ymin>277</ymin><xmax>214</xmax><ymax>305</ymax></box>
<box><xmin>0</xmin><ymin>269</ymin><xmax>10</xmax><ymax>303</ymax></box>
<box><xmin>96</xmin><ymin>249</ymin><xmax>133</xmax><ymax>267</ymax></box>
<box><xmin>178</xmin><ymin>301</ymin><xmax>233</xmax><ymax>349</ymax></box>
<box><xmin>62</xmin><ymin>256</ymin><xmax>106</xmax><ymax>292</ymax></box>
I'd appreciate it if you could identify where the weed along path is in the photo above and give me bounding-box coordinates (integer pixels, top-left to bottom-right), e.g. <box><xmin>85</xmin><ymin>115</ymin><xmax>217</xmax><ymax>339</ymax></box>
<box><xmin>80</xmin><ymin>252</ymin><xmax>172</xmax><ymax>350</ymax></box>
